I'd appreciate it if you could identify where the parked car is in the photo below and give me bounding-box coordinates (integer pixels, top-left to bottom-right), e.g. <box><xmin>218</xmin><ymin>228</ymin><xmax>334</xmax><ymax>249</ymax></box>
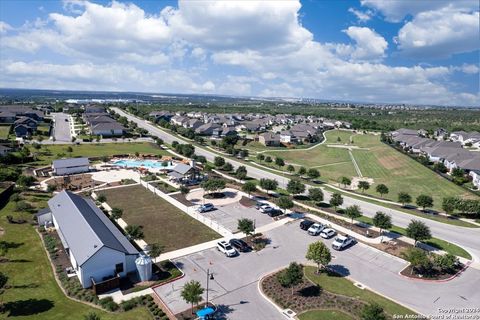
<box><xmin>229</xmin><ymin>238</ymin><xmax>251</xmax><ymax>252</ymax></box>
<box><xmin>307</xmin><ymin>223</ymin><xmax>325</xmax><ymax>236</ymax></box>
<box><xmin>255</xmin><ymin>202</ymin><xmax>267</xmax><ymax>210</ymax></box>
<box><xmin>197</xmin><ymin>203</ymin><xmax>215</xmax><ymax>213</ymax></box>
<box><xmin>300</xmin><ymin>219</ymin><xmax>315</xmax><ymax>230</ymax></box>
<box><xmin>259</xmin><ymin>205</ymin><xmax>274</xmax><ymax>213</ymax></box>
<box><xmin>268</xmin><ymin>210</ymin><xmax>283</xmax><ymax>217</ymax></box>
<box><xmin>332</xmin><ymin>235</ymin><xmax>356</xmax><ymax>250</ymax></box>
<box><xmin>320</xmin><ymin>228</ymin><xmax>336</xmax><ymax>239</ymax></box>
<box><xmin>217</xmin><ymin>240</ymin><xmax>237</xmax><ymax>257</ymax></box>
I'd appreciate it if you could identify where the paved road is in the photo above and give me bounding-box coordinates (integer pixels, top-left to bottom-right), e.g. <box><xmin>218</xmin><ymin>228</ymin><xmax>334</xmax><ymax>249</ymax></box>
<box><xmin>155</xmin><ymin>222</ymin><xmax>480</xmax><ymax>319</ymax></box>
<box><xmin>111</xmin><ymin>108</ymin><xmax>480</xmax><ymax>262</ymax></box>
<box><xmin>51</xmin><ymin>112</ymin><xmax>72</xmax><ymax>142</ymax></box>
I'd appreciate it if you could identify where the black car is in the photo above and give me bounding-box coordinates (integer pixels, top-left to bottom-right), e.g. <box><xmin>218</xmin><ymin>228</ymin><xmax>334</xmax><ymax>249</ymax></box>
<box><xmin>268</xmin><ymin>209</ymin><xmax>283</xmax><ymax>218</ymax></box>
<box><xmin>229</xmin><ymin>238</ymin><xmax>251</xmax><ymax>252</ymax></box>
<box><xmin>300</xmin><ymin>219</ymin><xmax>315</xmax><ymax>230</ymax></box>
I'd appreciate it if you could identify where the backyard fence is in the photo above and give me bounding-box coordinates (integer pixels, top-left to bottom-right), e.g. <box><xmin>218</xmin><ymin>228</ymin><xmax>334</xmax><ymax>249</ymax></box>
<box><xmin>139</xmin><ymin>180</ymin><xmax>232</xmax><ymax>237</ymax></box>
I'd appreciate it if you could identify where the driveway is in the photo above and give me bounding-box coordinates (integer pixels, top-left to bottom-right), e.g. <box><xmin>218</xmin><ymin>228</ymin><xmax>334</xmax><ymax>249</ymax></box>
<box><xmin>154</xmin><ymin>222</ymin><xmax>480</xmax><ymax>319</ymax></box>
<box><xmin>51</xmin><ymin>112</ymin><xmax>72</xmax><ymax>142</ymax></box>
<box><xmin>199</xmin><ymin>202</ymin><xmax>274</xmax><ymax>232</ymax></box>
<box><xmin>111</xmin><ymin>108</ymin><xmax>480</xmax><ymax>263</ymax></box>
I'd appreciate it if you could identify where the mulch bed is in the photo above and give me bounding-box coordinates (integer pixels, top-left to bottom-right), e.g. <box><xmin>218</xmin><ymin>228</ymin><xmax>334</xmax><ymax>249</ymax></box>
<box><xmin>239</xmin><ymin>196</ymin><xmax>256</xmax><ymax>207</ymax></box>
<box><xmin>400</xmin><ymin>263</ymin><xmax>464</xmax><ymax>281</ymax></box>
<box><xmin>261</xmin><ymin>271</ymin><xmax>365</xmax><ymax>316</ymax></box>
<box><xmin>370</xmin><ymin>237</ymin><xmax>412</xmax><ymax>259</ymax></box>
<box><xmin>170</xmin><ymin>193</ymin><xmax>194</xmax><ymax>206</ymax></box>
<box><xmin>46</xmin><ymin>173</ymin><xmax>103</xmax><ymax>191</ymax></box>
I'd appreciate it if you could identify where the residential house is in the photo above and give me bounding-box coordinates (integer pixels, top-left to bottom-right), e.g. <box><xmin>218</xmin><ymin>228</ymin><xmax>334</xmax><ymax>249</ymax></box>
<box><xmin>184</xmin><ymin>119</ymin><xmax>203</xmax><ymax>130</ymax></box>
<box><xmin>36</xmin><ymin>191</ymin><xmax>139</xmax><ymax>289</ymax></box>
<box><xmin>195</xmin><ymin>123</ymin><xmax>221</xmax><ymax>136</ymax></box>
<box><xmin>470</xmin><ymin>170</ymin><xmax>480</xmax><ymax>188</ymax></box>
<box><xmin>171</xmin><ymin>115</ymin><xmax>189</xmax><ymax>126</ymax></box>
<box><xmin>149</xmin><ymin>111</ymin><xmax>173</xmax><ymax>122</ymax></box>
<box><xmin>52</xmin><ymin>157</ymin><xmax>90</xmax><ymax>176</ymax></box>
<box><xmin>258</xmin><ymin>132</ymin><xmax>281</xmax><ymax>146</ymax></box>
<box><xmin>14</xmin><ymin>117</ymin><xmax>38</xmax><ymax>137</ymax></box>
<box><xmin>0</xmin><ymin>145</ymin><xmax>12</xmax><ymax>157</ymax></box>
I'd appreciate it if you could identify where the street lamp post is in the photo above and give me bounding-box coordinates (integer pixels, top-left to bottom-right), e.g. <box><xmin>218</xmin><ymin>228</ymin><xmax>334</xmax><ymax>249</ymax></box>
<box><xmin>206</xmin><ymin>269</ymin><xmax>214</xmax><ymax>308</ymax></box>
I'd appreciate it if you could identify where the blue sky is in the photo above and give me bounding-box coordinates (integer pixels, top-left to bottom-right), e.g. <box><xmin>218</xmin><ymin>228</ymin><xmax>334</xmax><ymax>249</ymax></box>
<box><xmin>0</xmin><ymin>0</ymin><xmax>478</xmax><ymax>106</ymax></box>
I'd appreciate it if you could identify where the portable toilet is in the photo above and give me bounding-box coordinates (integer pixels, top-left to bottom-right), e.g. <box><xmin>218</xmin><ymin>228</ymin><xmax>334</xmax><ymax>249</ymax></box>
<box><xmin>135</xmin><ymin>254</ymin><xmax>152</xmax><ymax>281</ymax></box>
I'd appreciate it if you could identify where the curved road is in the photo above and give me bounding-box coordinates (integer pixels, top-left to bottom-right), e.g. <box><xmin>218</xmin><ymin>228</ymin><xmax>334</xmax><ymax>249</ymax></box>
<box><xmin>112</xmin><ymin>108</ymin><xmax>480</xmax><ymax>262</ymax></box>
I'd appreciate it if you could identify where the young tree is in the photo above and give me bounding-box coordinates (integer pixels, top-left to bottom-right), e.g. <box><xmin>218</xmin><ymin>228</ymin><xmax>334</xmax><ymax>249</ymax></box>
<box><xmin>241</xmin><ymin>181</ymin><xmax>257</xmax><ymax>198</ymax></box>
<box><xmin>286</xmin><ymin>179</ymin><xmax>306</xmax><ymax>196</ymax></box>
<box><xmin>47</xmin><ymin>184</ymin><xmax>57</xmax><ymax>193</ymax></box>
<box><xmin>372</xmin><ymin>211</ymin><xmax>392</xmax><ymax>242</ymax></box>
<box><xmin>308</xmin><ymin>188</ymin><xmax>324</xmax><ymax>203</ymax></box>
<box><xmin>375</xmin><ymin>184</ymin><xmax>389</xmax><ymax>198</ymax></box>
<box><xmin>180</xmin><ymin>185</ymin><xmax>190</xmax><ymax>196</ymax></box>
<box><xmin>442</xmin><ymin>197</ymin><xmax>459</xmax><ymax>215</ymax></box>
<box><xmin>214</xmin><ymin>156</ymin><xmax>225</xmax><ymax>168</ymax></box>
<box><xmin>298</xmin><ymin>166</ymin><xmax>307</xmax><ymax>176</ymax></box>
<box><xmin>329</xmin><ymin>193</ymin><xmax>343</xmax><ymax>211</ymax></box>
<box><xmin>148</xmin><ymin>243</ymin><xmax>163</xmax><ymax>259</ymax></box>
<box><xmin>265</xmin><ymin>156</ymin><xmax>272</xmax><ymax>163</ymax></box>
<box><xmin>406</xmin><ymin>220</ymin><xmax>431</xmax><ymax>246</ymax></box>
<box><xmin>361</xmin><ymin>303</ymin><xmax>386</xmax><ymax>320</ymax></box>
<box><xmin>277</xmin><ymin>262</ymin><xmax>303</xmax><ymax>295</ymax></box>
<box><xmin>222</xmin><ymin>162</ymin><xmax>233</xmax><ymax>172</ymax></box>
<box><xmin>275</xmin><ymin>157</ymin><xmax>285</xmax><ymax>168</ymax></box>
<box><xmin>200</xmin><ymin>178</ymin><xmax>226</xmax><ymax>195</ymax></box>
<box><xmin>110</xmin><ymin>207</ymin><xmax>123</xmax><ymax>220</ymax></box>
<box><xmin>358</xmin><ymin>181</ymin><xmax>370</xmax><ymax>193</ymax></box>
<box><xmin>277</xmin><ymin>196</ymin><xmax>294</xmax><ymax>213</ymax></box>
<box><xmin>237</xmin><ymin>218</ymin><xmax>255</xmax><ymax>238</ymax></box>
<box><xmin>340</xmin><ymin>176</ymin><xmax>351</xmax><ymax>188</ymax></box>
<box><xmin>286</xmin><ymin>165</ymin><xmax>295</xmax><ymax>174</ymax></box>
<box><xmin>16</xmin><ymin>175</ymin><xmax>36</xmax><ymax>188</ymax></box>
<box><xmin>345</xmin><ymin>205</ymin><xmax>362</xmax><ymax>224</ymax></box>
<box><xmin>256</xmin><ymin>154</ymin><xmax>265</xmax><ymax>161</ymax></box>
<box><xmin>398</xmin><ymin>192</ymin><xmax>412</xmax><ymax>207</ymax></box>
<box><xmin>434</xmin><ymin>253</ymin><xmax>458</xmax><ymax>273</ymax></box>
<box><xmin>181</xmin><ymin>280</ymin><xmax>204</xmax><ymax>314</ymax></box>
<box><xmin>235</xmin><ymin>166</ymin><xmax>248</xmax><ymax>180</ymax></box>
<box><xmin>97</xmin><ymin>194</ymin><xmax>107</xmax><ymax>203</ymax></box>
<box><xmin>416</xmin><ymin>194</ymin><xmax>434</xmax><ymax>211</ymax></box>
<box><xmin>125</xmin><ymin>225</ymin><xmax>144</xmax><ymax>240</ymax></box>
<box><xmin>306</xmin><ymin>241</ymin><xmax>332</xmax><ymax>274</ymax></box>
<box><xmin>401</xmin><ymin>247</ymin><xmax>431</xmax><ymax>275</ymax></box>
<box><xmin>259</xmin><ymin>178</ymin><xmax>278</xmax><ymax>195</ymax></box>
<box><xmin>307</xmin><ymin>168</ymin><xmax>320</xmax><ymax>180</ymax></box>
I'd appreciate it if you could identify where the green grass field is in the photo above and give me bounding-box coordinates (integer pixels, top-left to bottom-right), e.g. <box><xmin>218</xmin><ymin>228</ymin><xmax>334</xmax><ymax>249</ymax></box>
<box><xmin>263</xmin><ymin>130</ymin><xmax>478</xmax><ymax>211</ymax></box>
<box><xmin>31</xmin><ymin>142</ymin><xmax>169</xmax><ymax>166</ymax></box>
<box><xmin>0</xmin><ymin>192</ymin><xmax>151</xmax><ymax>320</ymax></box>
<box><xmin>298</xmin><ymin>309</ymin><xmax>352</xmax><ymax>320</ymax></box>
<box><xmin>99</xmin><ymin>185</ymin><xmax>220</xmax><ymax>251</ymax></box>
<box><xmin>304</xmin><ymin>266</ymin><xmax>414</xmax><ymax>317</ymax></box>
<box><xmin>0</xmin><ymin>125</ymin><xmax>10</xmax><ymax>139</ymax></box>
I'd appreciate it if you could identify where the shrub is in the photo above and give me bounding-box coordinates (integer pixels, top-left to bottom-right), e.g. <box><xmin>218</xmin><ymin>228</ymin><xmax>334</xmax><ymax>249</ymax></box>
<box><xmin>99</xmin><ymin>297</ymin><xmax>119</xmax><ymax>311</ymax></box>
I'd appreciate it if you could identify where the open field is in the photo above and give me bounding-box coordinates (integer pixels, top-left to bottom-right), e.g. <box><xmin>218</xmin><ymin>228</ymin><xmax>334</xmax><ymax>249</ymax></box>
<box><xmin>0</xmin><ymin>125</ymin><xmax>10</xmax><ymax>139</ymax></box>
<box><xmin>0</xmin><ymin>192</ymin><xmax>151</xmax><ymax>320</ymax></box>
<box><xmin>263</xmin><ymin>130</ymin><xmax>478</xmax><ymax>210</ymax></box>
<box><xmin>31</xmin><ymin>142</ymin><xmax>169</xmax><ymax>166</ymax></box>
<box><xmin>99</xmin><ymin>185</ymin><xmax>220</xmax><ymax>251</ymax></box>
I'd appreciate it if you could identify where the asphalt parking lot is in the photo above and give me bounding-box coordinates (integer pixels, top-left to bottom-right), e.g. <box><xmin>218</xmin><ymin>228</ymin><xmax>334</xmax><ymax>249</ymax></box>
<box><xmin>154</xmin><ymin>221</ymin><xmax>480</xmax><ymax>319</ymax></box>
<box><xmin>199</xmin><ymin>202</ymin><xmax>274</xmax><ymax>232</ymax></box>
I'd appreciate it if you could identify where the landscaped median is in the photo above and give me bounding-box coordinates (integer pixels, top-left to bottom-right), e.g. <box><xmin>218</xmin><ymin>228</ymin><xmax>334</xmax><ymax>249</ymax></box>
<box><xmin>260</xmin><ymin>265</ymin><xmax>417</xmax><ymax>320</ymax></box>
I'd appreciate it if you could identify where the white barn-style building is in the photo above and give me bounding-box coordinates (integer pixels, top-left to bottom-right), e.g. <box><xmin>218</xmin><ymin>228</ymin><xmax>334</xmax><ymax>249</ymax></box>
<box><xmin>36</xmin><ymin>190</ymin><xmax>139</xmax><ymax>288</ymax></box>
<box><xmin>52</xmin><ymin>157</ymin><xmax>90</xmax><ymax>176</ymax></box>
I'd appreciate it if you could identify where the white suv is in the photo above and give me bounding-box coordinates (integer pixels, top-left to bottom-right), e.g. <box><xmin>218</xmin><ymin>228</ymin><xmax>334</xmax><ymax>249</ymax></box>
<box><xmin>332</xmin><ymin>235</ymin><xmax>356</xmax><ymax>250</ymax></box>
<box><xmin>307</xmin><ymin>223</ymin><xmax>325</xmax><ymax>236</ymax></box>
<box><xmin>217</xmin><ymin>240</ymin><xmax>237</xmax><ymax>257</ymax></box>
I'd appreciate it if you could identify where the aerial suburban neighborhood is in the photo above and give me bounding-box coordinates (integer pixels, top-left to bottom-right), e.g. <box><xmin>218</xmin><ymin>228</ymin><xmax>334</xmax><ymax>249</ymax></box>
<box><xmin>0</xmin><ymin>1</ymin><xmax>479</xmax><ymax>320</ymax></box>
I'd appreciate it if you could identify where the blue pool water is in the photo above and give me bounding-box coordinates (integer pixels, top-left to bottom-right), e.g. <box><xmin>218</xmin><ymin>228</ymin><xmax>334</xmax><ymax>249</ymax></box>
<box><xmin>113</xmin><ymin>159</ymin><xmax>175</xmax><ymax>170</ymax></box>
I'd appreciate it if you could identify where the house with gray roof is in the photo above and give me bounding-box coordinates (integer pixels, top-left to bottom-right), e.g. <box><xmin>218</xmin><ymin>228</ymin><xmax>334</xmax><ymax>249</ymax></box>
<box><xmin>36</xmin><ymin>191</ymin><xmax>139</xmax><ymax>288</ymax></box>
<box><xmin>52</xmin><ymin>157</ymin><xmax>90</xmax><ymax>176</ymax></box>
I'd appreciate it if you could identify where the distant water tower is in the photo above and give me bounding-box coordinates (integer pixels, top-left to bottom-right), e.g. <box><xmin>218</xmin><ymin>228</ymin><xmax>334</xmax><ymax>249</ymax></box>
<box><xmin>135</xmin><ymin>254</ymin><xmax>152</xmax><ymax>282</ymax></box>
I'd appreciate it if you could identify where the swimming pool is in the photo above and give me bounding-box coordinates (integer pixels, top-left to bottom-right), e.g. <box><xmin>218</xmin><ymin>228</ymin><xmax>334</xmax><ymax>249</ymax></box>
<box><xmin>113</xmin><ymin>159</ymin><xmax>176</xmax><ymax>170</ymax></box>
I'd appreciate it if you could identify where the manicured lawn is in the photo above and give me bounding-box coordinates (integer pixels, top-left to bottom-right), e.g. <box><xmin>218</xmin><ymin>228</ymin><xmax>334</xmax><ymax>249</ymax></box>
<box><xmin>298</xmin><ymin>309</ymin><xmax>353</xmax><ymax>320</ymax></box>
<box><xmin>0</xmin><ymin>192</ymin><xmax>151</xmax><ymax>320</ymax></box>
<box><xmin>263</xmin><ymin>130</ymin><xmax>478</xmax><ymax>211</ymax></box>
<box><xmin>304</xmin><ymin>267</ymin><xmax>414</xmax><ymax>317</ymax></box>
<box><xmin>0</xmin><ymin>125</ymin><xmax>10</xmax><ymax>139</ymax></box>
<box><xmin>98</xmin><ymin>185</ymin><xmax>220</xmax><ymax>251</ymax></box>
<box><xmin>357</xmin><ymin>216</ymin><xmax>472</xmax><ymax>259</ymax></box>
<box><xmin>31</xmin><ymin>142</ymin><xmax>169</xmax><ymax>166</ymax></box>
